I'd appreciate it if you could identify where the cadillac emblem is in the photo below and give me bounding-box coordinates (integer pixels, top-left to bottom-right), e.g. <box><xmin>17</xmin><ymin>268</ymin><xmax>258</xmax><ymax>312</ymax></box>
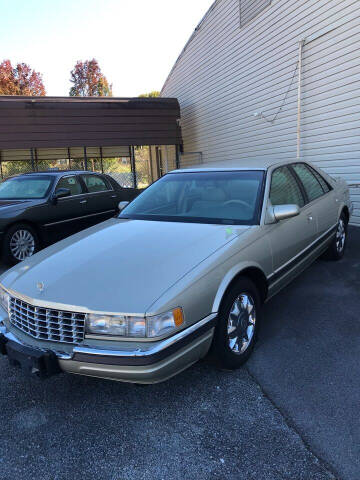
<box><xmin>36</xmin><ymin>282</ymin><xmax>45</xmax><ymax>293</ymax></box>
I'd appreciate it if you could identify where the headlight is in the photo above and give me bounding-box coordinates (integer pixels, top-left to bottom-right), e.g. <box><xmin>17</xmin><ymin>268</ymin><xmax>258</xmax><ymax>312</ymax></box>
<box><xmin>0</xmin><ymin>286</ymin><xmax>9</xmax><ymax>313</ymax></box>
<box><xmin>86</xmin><ymin>308</ymin><xmax>184</xmax><ymax>338</ymax></box>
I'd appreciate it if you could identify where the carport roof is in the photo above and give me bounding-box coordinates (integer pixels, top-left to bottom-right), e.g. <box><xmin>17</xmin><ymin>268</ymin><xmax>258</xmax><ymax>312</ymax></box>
<box><xmin>0</xmin><ymin>96</ymin><xmax>182</xmax><ymax>150</ymax></box>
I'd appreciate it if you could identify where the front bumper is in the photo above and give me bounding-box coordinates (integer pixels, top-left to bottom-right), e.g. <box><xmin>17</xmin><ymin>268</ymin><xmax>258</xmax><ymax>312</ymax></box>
<box><xmin>0</xmin><ymin>314</ymin><xmax>216</xmax><ymax>383</ymax></box>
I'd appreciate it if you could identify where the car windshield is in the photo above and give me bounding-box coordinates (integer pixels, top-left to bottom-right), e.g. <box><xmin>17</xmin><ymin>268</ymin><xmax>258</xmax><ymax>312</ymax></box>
<box><xmin>0</xmin><ymin>176</ymin><xmax>53</xmax><ymax>199</ymax></box>
<box><xmin>120</xmin><ymin>171</ymin><xmax>264</xmax><ymax>225</ymax></box>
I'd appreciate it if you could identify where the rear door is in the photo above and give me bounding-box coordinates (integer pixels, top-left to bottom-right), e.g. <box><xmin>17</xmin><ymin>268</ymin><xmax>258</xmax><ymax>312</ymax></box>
<box><xmin>80</xmin><ymin>174</ymin><xmax>118</xmax><ymax>226</ymax></box>
<box><xmin>44</xmin><ymin>174</ymin><xmax>89</xmax><ymax>242</ymax></box>
<box><xmin>291</xmin><ymin>163</ymin><xmax>338</xmax><ymax>237</ymax></box>
<box><xmin>265</xmin><ymin>165</ymin><xmax>317</xmax><ymax>287</ymax></box>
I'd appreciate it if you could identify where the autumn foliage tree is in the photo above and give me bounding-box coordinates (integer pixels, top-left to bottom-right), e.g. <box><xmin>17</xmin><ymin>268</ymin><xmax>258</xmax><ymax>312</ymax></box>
<box><xmin>69</xmin><ymin>59</ymin><xmax>112</xmax><ymax>97</ymax></box>
<box><xmin>0</xmin><ymin>60</ymin><xmax>46</xmax><ymax>96</ymax></box>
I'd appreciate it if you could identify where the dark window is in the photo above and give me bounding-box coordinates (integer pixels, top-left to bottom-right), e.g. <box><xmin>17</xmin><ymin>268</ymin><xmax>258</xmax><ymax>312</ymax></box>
<box><xmin>56</xmin><ymin>176</ymin><xmax>83</xmax><ymax>196</ymax></box>
<box><xmin>240</xmin><ymin>0</ymin><xmax>271</xmax><ymax>28</ymax></box>
<box><xmin>309</xmin><ymin>166</ymin><xmax>330</xmax><ymax>193</ymax></box>
<box><xmin>270</xmin><ymin>167</ymin><xmax>304</xmax><ymax>207</ymax></box>
<box><xmin>82</xmin><ymin>174</ymin><xmax>110</xmax><ymax>193</ymax></box>
<box><xmin>292</xmin><ymin>164</ymin><xmax>325</xmax><ymax>202</ymax></box>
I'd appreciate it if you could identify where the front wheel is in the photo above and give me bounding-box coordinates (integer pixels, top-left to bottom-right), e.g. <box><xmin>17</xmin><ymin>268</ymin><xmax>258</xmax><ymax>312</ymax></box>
<box><xmin>2</xmin><ymin>223</ymin><xmax>39</xmax><ymax>265</ymax></box>
<box><xmin>211</xmin><ymin>277</ymin><xmax>261</xmax><ymax>369</ymax></box>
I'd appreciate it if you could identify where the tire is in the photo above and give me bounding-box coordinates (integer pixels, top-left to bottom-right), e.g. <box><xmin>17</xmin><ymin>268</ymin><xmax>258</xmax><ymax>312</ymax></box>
<box><xmin>324</xmin><ymin>212</ymin><xmax>348</xmax><ymax>261</ymax></box>
<box><xmin>2</xmin><ymin>223</ymin><xmax>40</xmax><ymax>265</ymax></box>
<box><xmin>211</xmin><ymin>277</ymin><xmax>262</xmax><ymax>370</ymax></box>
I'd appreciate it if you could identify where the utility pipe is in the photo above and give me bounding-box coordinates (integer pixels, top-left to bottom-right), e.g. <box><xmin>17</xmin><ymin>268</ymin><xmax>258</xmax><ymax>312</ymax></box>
<box><xmin>297</xmin><ymin>40</ymin><xmax>305</xmax><ymax>159</ymax></box>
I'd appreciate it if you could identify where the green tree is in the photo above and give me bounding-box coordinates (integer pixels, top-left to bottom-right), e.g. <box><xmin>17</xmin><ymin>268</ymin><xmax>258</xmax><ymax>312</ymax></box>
<box><xmin>138</xmin><ymin>91</ymin><xmax>160</xmax><ymax>98</ymax></box>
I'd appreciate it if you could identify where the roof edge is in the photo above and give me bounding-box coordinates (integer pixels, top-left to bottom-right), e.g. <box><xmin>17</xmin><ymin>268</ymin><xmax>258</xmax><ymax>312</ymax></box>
<box><xmin>161</xmin><ymin>0</ymin><xmax>219</xmax><ymax>95</ymax></box>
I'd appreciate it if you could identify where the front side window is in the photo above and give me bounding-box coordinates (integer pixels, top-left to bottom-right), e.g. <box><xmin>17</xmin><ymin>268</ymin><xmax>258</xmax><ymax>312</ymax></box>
<box><xmin>120</xmin><ymin>171</ymin><xmax>265</xmax><ymax>225</ymax></box>
<box><xmin>82</xmin><ymin>174</ymin><xmax>110</xmax><ymax>193</ymax></box>
<box><xmin>56</xmin><ymin>176</ymin><xmax>83</xmax><ymax>196</ymax></box>
<box><xmin>270</xmin><ymin>167</ymin><xmax>304</xmax><ymax>207</ymax></box>
<box><xmin>292</xmin><ymin>164</ymin><xmax>325</xmax><ymax>202</ymax></box>
<box><xmin>0</xmin><ymin>176</ymin><xmax>53</xmax><ymax>199</ymax></box>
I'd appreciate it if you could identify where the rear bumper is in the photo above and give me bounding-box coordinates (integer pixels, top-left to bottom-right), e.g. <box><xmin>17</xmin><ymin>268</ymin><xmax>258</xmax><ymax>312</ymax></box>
<box><xmin>0</xmin><ymin>314</ymin><xmax>216</xmax><ymax>383</ymax></box>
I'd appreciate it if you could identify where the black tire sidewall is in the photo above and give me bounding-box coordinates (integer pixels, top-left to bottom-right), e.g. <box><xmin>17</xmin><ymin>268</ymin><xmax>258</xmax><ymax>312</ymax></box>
<box><xmin>2</xmin><ymin>224</ymin><xmax>39</xmax><ymax>265</ymax></box>
<box><xmin>212</xmin><ymin>277</ymin><xmax>261</xmax><ymax>369</ymax></box>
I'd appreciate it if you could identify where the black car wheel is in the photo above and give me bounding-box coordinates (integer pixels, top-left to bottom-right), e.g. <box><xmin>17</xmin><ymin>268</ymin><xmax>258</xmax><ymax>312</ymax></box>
<box><xmin>3</xmin><ymin>223</ymin><xmax>40</xmax><ymax>265</ymax></box>
<box><xmin>211</xmin><ymin>277</ymin><xmax>262</xmax><ymax>369</ymax></box>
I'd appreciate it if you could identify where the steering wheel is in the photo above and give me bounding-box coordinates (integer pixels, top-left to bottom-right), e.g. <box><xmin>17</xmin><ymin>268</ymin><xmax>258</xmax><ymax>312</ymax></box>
<box><xmin>222</xmin><ymin>199</ymin><xmax>252</xmax><ymax>209</ymax></box>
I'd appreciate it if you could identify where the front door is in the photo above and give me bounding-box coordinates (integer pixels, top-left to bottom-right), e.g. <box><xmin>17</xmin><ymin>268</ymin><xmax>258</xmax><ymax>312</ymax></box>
<box><xmin>44</xmin><ymin>174</ymin><xmax>89</xmax><ymax>242</ymax></box>
<box><xmin>265</xmin><ymin>165</ymin><xmax>317</xmax><ymax>291</ymax></box>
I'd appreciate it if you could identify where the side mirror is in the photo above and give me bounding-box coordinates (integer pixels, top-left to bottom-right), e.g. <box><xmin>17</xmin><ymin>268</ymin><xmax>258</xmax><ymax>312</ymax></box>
<box><xmin>118</xmin><ymin>201</ymin><xmax>129</xmax><ymax>212</ymax></box>
<box><xmin>52</xmin><ymin>188</ymin><xmax>71</xmax><ymax>204</ymax></box>
<box><xmin>273</xmin><ymin>204</ymin><xmax>300</xmax><ymax>222</ymax></box>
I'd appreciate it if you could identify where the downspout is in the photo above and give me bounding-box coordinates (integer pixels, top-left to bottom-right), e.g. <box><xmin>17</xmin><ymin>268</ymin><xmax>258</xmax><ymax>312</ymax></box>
<box><xmin>297</xmin><ymin>40</ymin><xmax>305</xmax><ymax>159</ymax></box>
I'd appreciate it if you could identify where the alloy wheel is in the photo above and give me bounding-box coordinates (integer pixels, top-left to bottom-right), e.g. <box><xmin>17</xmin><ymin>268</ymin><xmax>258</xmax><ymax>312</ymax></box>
<box><xmin>227</xmin><ymin>293</ymin><xmax>256</xmax><ymax>355</ymax></box>
<box><xmin>336</xmin><ymin>219</ymin><xmax>346</xmax><ymax>254</ymax></box>
<box><xmin>10</xmin><ymin>229</ymin><xmax>35</xmax><ymax>261</ymax></box>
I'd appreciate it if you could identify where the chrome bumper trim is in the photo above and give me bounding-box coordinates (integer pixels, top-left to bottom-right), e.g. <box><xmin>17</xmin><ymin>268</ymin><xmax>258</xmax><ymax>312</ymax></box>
<box><xmin>73</xmin><ymin>313</ymin><xmax>217</xmax><ymax>359</ymax></box>
<box><xmin>1</xmin><ymin>313</ymin><xmax>217</xmax><ymax>363</ymax></box>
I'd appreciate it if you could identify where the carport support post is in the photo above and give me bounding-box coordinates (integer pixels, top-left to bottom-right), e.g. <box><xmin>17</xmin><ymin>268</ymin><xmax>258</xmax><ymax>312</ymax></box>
<box><xmin>100</xmin><ymin>146</ymin><xmax>104</xmax><ymax>173</ymax></box>
<box><xmin>30</xmin><ymin>148</ymin><xmax>35</xmax><ymax>172</ymax></box>
<box><xmin>175</xmin><ymin>145</ymin><xmax>180</xmax><ymax>169</ymax></box>
<box><xmin>83</xmin><ymin>146</ymin><xmax>88</xmax><ymax>171</ymax></box>
<box><xmin>130</xmin><ymin>146</ymin><xmax>137</xmax><ymax>189</ymax></box>
<box><xmin>68</xmin><ymin>148</ymin><xmax>71</xmax><ymax>169</ymax></box>
<box><xmin>0</xmin><ymin>150</ymin><xmax>3</xmax><ymax>179</ymax></box>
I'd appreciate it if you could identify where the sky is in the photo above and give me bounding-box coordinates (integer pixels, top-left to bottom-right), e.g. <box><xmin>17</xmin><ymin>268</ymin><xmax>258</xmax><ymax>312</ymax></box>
<box><xmin>0</xmin><ymin>0</ymin><xmax>213</xmax><ymax>97</ymax></box>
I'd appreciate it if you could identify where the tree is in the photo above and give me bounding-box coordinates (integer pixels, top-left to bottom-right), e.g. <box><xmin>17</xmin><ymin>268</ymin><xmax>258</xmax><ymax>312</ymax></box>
<box><xmin>69</xmin><ymin>59</ymin><xmax>112</xmax><ymax>97</ymax></box>
<box><xmin>0</xmin><ymin>59</ymin><xmax>46</xmax><ymax>96</ymax></box>
<box><xmin>138</xmin><ymin>91</ymin><xmax>160</xmax><ymax>98</ymax></box>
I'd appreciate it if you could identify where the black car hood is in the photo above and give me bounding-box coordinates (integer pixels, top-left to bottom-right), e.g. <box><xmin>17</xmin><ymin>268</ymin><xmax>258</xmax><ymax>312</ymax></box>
<box><xmin>0</xmin><ymin>200</ymin><xmax>29</xmax><ymax>207</ymax></box>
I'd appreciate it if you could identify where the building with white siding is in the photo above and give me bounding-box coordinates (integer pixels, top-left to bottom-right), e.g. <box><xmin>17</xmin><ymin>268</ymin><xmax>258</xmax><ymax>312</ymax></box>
<box><xmin>157</xmin><ymin>0</ymin><xmax>360</xmax><ymax>225</ymax></box>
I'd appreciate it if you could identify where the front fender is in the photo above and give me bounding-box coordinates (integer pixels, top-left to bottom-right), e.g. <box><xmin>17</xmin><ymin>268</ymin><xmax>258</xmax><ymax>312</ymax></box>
<box><xmin>212</xmin><ymin>261</ymin><xmax>267</xmax><ymax>312</ymax></box>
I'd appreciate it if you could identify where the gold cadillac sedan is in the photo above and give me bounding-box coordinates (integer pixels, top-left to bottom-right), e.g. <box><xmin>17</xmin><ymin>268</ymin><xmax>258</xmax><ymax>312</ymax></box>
<box><xmin>0</xmin><ymin>159</ymin><xmax>352</xmax><ymax>383</ymax></box>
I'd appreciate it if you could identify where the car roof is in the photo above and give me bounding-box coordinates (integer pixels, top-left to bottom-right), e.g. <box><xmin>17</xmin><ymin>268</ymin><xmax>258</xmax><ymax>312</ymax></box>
<box><xmin>170</xmin><ymin>158</ymin><xmax>303</xmax><ymax>173</ymax></box>
<box><xmin>16</xmin><ymin>170</ymin><xmax>103</xmax><ymax>177</ymax></box>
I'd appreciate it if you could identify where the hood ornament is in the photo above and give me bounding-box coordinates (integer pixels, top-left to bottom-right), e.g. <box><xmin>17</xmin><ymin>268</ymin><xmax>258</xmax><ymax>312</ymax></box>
<box><xmin>36</xmin><ymin>282</ymin><xmax>45</xmax><ymax>293</ymax></box>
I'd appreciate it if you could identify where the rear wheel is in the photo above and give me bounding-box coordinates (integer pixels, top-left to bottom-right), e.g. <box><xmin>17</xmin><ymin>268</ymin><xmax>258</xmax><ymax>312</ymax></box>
<box><xmin>324</xmin><ymin>213</ymin><xmax>348</xmax><ymax>261</ymax></box>
<box><xmin>2</xmin><ymin>223</ymin><xmax>39</xmax><ymax>265</ymax></box>
<box><xmin>211</xmin><ymin>277</ymin><xmax>261</xmax><ymax>369</ymax></box>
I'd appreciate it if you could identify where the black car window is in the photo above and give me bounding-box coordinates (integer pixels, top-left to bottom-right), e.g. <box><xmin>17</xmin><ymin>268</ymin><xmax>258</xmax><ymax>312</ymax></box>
<box><xmin>309</xmin><ymin>166</ymin><xmax>331</xmax><ymax>193</ymax></box>
<box><xmin>270</xmin><ymin>166</ymin><xmax>305</xmax><ymax>207</ymax></box>
<box><xmin>292</xmin><ymin>164</ymin><xmax>325</xmax><ymax>202</ymax></box>
<box><xmin>82</xmin><ymin>174</ymin><xmax>110</xmax><ymax>193</ymax></box>
<box><xmin>56</xmin><ymin>176</ymin><xmax>83</xmax><ymax>196</ymax></box>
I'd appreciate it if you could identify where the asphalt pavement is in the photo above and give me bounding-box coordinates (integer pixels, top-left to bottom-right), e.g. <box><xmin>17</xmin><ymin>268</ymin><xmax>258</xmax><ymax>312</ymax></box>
<box><xmin>0</xmin><ymin>227</ymin><xmax>359</xmax><ymax>480</ymax></box>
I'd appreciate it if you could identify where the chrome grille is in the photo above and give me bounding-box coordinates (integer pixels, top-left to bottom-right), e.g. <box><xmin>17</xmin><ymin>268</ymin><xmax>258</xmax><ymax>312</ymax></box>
<box><xmin>9</xmin><ymin>296</ymin><xmax>85</xmax><ymax>345</ymax></box>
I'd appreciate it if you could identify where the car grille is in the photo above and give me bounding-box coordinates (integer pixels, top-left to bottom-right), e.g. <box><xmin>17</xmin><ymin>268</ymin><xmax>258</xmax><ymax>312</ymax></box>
<box><xmin>9</xmin><ymin>296</ymin><xmax>85</xmax><ymax>345</ymax></box>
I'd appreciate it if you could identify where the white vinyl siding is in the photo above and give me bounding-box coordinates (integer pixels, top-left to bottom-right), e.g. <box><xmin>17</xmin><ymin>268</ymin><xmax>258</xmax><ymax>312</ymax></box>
<box><xmin>162</xmin><ymin>0</ymin><xmax>360</xmax><ymax>225</ymax></box>
<box><xmin>239</xmin><ymin>0</ymin><xmax>271</xmax><ymax>28</ymax></box>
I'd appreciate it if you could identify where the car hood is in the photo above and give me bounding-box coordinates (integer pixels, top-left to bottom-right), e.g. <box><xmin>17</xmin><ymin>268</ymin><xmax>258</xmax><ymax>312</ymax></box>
<box><xmin>0</xmin><ymin>218</ymin><xmax>250</xmax><ymax>315</ymax></box>
<box><xmin>0</xmin><ymin>199</ymin><xmax>33</xmax><ymax>212</ymax></box>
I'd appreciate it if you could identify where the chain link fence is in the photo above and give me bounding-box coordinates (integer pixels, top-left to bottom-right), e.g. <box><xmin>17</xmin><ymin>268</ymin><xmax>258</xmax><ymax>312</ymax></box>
<box><xmin>0</xmin><ymin>150</ymin><xmax>153</xmax><ymax>189</ymax></box>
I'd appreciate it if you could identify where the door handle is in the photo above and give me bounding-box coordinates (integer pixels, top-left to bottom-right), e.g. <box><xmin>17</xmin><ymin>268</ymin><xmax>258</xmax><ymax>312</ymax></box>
<box><xmin>111</xmin><ymin>195</ymin><xmax>117</xmax><ymax>198</ymax></box>
<box><xmin>80</xmin><ymin>200</ymin><xmax>87</xmax><ymax>204</ymax></box>
<box><xmin>307</xmin><ymin>215</ymin><xmax>313</xmax><ymax>222</ymax></box>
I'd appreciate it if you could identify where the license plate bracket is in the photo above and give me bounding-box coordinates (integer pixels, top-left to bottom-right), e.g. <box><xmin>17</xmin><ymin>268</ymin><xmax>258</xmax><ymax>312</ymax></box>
<box><xmin>1</xmin><ymin>335</ymin><xmax>61</xmax><ymax>378</ymax></box>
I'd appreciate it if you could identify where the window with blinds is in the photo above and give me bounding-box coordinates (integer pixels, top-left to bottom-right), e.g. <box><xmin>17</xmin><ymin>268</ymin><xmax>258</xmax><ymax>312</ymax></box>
<box><xmin>239</xmin><ymin>0</ymin><xmax>272</xmax><ymax>28</ymax></box>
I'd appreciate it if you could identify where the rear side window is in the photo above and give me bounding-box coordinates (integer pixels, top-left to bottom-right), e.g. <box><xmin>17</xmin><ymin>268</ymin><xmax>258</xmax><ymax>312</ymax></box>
<box><xmin>56</xmin><ymin>176</ymin><xmax>83</xmax><ymax>196</ymax></box>
<box><xmin>82</xmin><ymin>175</ymin><xmax>110</xmax><ymax>193</ymax></box>
<box><xmin>270</xmin><ymin>167</ymin><xmax>304</xmax><ymax>207</ymax></box>
<box><xmin>309</xmin><ymin>167</ymin><xmax>330</xmax><ymax>193</ymax></box>
<box><xmin>292</xmin><ymin>164</ymin><xmax>325</xmax><ymax>202</ymax></box>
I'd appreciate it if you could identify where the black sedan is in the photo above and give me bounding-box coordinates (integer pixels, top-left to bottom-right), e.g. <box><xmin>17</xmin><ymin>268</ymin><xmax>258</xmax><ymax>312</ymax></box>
<box><xmin>0</xmin><ymin>170</ymin><xmax>139</xmax><ymax>264</ymax></box>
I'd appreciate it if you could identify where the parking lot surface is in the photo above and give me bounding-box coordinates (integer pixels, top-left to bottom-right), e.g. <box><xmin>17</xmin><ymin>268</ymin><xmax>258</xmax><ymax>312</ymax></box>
<box><xmin>0</xmin><ymin>227</ymin><xmax>359</xmax><ymax>480</ymax></box>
